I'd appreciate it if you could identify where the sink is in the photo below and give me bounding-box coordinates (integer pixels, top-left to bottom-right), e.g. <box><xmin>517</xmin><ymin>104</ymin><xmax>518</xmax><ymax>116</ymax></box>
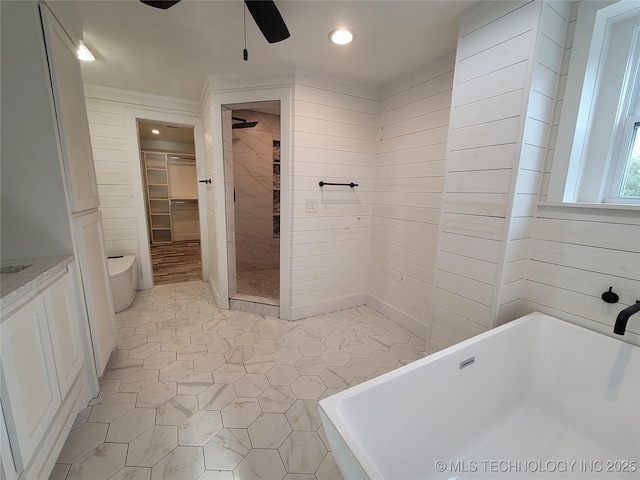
<box><xmin>0</xmin><ymin>264</ymin><xmax>33</xmax><ymax>274</ymax></box>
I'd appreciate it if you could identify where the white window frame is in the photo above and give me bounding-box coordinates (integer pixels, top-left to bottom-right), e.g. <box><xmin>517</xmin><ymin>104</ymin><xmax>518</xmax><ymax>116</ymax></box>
<box><xmin>547</xmin><ymin>1</ymin><xmax>640</xmax><ymax>206</ymax></box>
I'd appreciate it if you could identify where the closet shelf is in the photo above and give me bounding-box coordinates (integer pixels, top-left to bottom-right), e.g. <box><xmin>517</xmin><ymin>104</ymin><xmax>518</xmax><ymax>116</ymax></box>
<box><xmin>143</xmin><ymin>151</ymin><xmax>199</xmax><ymax>245</ymax></box>
<box><xmin>144</xmin><ymin>151</ymin><xmax>173</xmax><ymax>245</ymax></box>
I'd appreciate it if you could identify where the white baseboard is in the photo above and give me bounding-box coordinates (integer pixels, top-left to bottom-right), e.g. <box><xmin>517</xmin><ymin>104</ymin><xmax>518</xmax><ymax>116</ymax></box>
<box><xmin>286</xmin><ymin>293</ymin><xmax>431</xmax><ymax>341</ymax></box>
<box><xmin>229</xmin><ymin>299</ymin><xmax>279</xmax><ymax>317</ymax></box>
<box><xmin>289</xmin><ymin>294</ymin><xmax>367</xmax><ymax>321</ymax></box>
<box><xmin>366</xmin><ymin>294</ymin><xmax>430</xmax><ymax>340</ymax></box>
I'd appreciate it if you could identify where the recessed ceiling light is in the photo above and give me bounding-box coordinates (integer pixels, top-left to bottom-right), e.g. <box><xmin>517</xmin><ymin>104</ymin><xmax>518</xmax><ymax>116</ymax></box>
<box><xmin>329</xmin><ymin>29</ymin><xmax>353</xmax><ymax>45</ymax></box>
<box><xmin>151</xmin><ymin>129</ymin><xmax>160</xmax><ymax>135</ymax></box>
<box><xmin>77</xmin><ymin>42</ymin><xmax>95</xmax><ymax>61</ymax></box>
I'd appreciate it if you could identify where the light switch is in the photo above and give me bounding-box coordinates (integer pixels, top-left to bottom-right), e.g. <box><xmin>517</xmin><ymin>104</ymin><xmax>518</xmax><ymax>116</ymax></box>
<box><xmin>305</xmin><ymin>199</ymin><xmax>318</xmax><ymax>213</ymax></box>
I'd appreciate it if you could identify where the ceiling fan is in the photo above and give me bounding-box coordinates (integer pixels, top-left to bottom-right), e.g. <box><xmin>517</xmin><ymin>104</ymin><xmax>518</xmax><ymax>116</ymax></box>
<box><xmin>140</xmin><ymin>0</ymin><xmax>290</xmax><ymax>44</ymax></box>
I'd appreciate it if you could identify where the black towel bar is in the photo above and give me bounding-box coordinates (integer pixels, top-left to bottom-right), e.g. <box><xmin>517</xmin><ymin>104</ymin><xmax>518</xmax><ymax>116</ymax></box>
<box><xmin>319</xmin><ymin>181</ymin><xmax>358</xmax><ymax>188</ymax></box>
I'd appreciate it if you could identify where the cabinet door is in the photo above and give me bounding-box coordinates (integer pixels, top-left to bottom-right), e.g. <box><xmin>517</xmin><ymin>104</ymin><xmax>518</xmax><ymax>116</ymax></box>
<box><xmin>0</xmin><ymin>296</ymin><xmax>61</xmax><ymax>465</ymax></box>
<box><xmin>43</xmin><ymin>271</ymin><xmax>84</xmax><ymax>400</ymax></box>
<box><xmin>1</xmin><ymin>400</ymin><xmax>19</xmax><ymax>480</ymax></box>
<box><xmin>73</xmin><ymin>211</ymin><xmax>117</xmax><ymax>377</ymax></box>
<box><xmin>40</xmin><ymin>5</ymin><xmax>100</xmax><ymax>213</ymax></box>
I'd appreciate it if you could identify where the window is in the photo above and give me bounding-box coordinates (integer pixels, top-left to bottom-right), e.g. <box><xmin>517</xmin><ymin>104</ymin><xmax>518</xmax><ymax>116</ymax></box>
<box><xmin>548</xmin><ymin>2</ymin><xmax>640</xmax><ymax>206</ymax></box>
<box><xmin>621</xmin><ymin>122</ymin><xmax>640</xmax><ymax>196</ymax></box>
<box><xmin>604</xmin><ymin>28</ymin><xmax>640</xmax><ymax>203</ymax></box>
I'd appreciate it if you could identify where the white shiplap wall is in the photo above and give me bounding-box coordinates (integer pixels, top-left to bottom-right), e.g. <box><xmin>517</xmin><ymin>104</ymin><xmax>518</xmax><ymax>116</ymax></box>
<box><xmin>522</xmin><ymin>206</ymin><xmax>640</xmax><ymax>346</ymax></box>
<box><xmin>367</xmin><ymin>53</ymin><xmax>455</xmax><ymax>338</ymax></box>
<box><xmin>202</xmin><ymin>72</ymin><xmax>376</xmax><ymax>319</ymax></box>
<box><xmin>429</xmin><ymin>2</ymin><xmax>542</xmax><ymax>353</ymax></box>
<box><xmin>84</xmin><ymin>85</ymin><xmax>201</xmax><ymax>289</ymax></box>
<box><xmin>86</xmin><ymin>98</ymin><xmax>136</xmax><ymax>253</ymax></box>
<box><xmin>84</xmin><ymin>2</ymin><xmax>638</xmax><ymax>348</ymax></box>
<box><xmin>539</xmin><ymin>2</ymin><xmax>578</xmax><ymax>201</ymax></box>
<box><xmin>290</xmin><ymin>74</ymin><xmax>377</xmax><ymax>319</ymax></box>
<box><xmin>524</xmin><ymin>2</ymin><xmax>640</xmax><ymax>347</ymax></box>
<box><xmin>496</xmin><ymin>1</ymin><xmax>570</xmax><ymax>324</ymax></box>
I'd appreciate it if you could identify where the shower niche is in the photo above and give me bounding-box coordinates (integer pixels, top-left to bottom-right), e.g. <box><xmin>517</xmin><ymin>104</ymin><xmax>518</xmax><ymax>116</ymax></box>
<box><xmin>273</xmin><ymin>140</ymin><xmax>280</xmax><ymax>239</ymax></box>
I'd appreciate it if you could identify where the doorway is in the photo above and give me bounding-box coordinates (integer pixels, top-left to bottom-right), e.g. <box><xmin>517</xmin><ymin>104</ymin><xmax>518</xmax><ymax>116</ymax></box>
<box><xmin>223</xmin><ymin>102</ymin><xmax>281</xmax><ymax>306</ymax></box>
<box><xmin>137</xmin><ymin>120</ymin><xmax>202</xmax><ymax>285</ymax></box>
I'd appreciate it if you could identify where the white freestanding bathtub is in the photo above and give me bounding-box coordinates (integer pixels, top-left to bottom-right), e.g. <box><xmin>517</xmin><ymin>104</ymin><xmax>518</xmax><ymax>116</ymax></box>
<box><xmin>319</xmin><ymin>312</ymin><xmax>640</xmax><ymax>479</ymax></box>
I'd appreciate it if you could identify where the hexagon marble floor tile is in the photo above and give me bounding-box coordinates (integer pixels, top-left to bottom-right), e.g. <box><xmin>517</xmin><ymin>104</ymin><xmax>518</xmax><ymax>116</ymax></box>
<box><xmin>50</xmin><ymin>281</ymin><xmax>426</xmax><ymax>480</ymax></box>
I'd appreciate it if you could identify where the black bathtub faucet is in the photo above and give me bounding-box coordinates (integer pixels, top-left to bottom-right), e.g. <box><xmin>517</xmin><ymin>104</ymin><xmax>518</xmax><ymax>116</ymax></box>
<box><xmin>614</xmin><ymin>301</ymin><xmax>640</xmax><ymax>335</ymax></box>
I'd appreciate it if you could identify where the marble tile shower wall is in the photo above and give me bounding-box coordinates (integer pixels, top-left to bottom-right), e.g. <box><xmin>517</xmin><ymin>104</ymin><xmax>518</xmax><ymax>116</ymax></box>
<box><xmin>232</xmin><ymin>110</ymin><xmax>280</xmax><ymax>272</ymax></box>
<box><xmin>51</xmin><ymin>282</ymin><xmax>426</xmax><ymax>480</ymax></box>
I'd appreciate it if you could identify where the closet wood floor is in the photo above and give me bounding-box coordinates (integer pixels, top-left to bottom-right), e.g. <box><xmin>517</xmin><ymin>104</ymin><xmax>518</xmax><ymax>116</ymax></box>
<box><xmin>151</xmin><ymin>240</ymin><xmax>202</xmax><ymax>285</ymax></box>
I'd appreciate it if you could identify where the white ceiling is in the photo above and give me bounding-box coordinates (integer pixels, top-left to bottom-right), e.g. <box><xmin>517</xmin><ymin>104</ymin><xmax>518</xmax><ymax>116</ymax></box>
<box><xmin>48</xmin><ymin>0</ymin><xmax>480</xmax><ymax>102</ymax></box>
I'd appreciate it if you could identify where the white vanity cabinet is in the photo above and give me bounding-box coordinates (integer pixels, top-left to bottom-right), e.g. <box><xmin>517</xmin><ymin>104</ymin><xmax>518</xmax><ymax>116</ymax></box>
<box><xmin>0</xmin><ymin>268</ymin><xmax>86</xmax><ymax>478</ymax></box>
<box><xmin>42</xmin><ymin>272</ymin><xmax>85</xmax><ymax>401</ymax></box>
<box><xmin>1</xmin><ymin>294</ymin><xmax>60</xmax><ymax>467</ymax></box>
<box><xmin>1</xmin><ymin>400</ymin><xmax>18</xmax><ymax>480</ymax></box>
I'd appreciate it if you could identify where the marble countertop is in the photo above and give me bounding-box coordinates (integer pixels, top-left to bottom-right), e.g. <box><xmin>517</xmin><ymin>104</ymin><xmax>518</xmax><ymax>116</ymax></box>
<box><xmin>1</xmin><ymin>255</ymin><xmax>74</xmax><ymax>310</ymax></box>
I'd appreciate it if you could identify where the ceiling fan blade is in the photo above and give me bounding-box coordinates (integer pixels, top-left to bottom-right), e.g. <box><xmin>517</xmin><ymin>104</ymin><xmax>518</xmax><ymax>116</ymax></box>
<box><xmin>140</xmin><ymin>0</ymin><xmax>181</xmax><ymax>9</ymax></box>
<box><xmin>244</xmin><ymin>0</ymin><xmax>290</xmax><ymax>44</ymax></box>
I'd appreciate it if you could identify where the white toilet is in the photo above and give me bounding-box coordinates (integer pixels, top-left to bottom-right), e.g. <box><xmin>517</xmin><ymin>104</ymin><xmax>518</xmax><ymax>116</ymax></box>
<box><xmin>107</xmin><ymin>255</ymin><xmax>137</xmax><ymax>312</ymax></box>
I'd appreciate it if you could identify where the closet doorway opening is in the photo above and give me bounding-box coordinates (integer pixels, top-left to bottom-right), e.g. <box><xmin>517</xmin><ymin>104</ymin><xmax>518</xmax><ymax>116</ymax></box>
<box><xmin>138</xmin><ymin>120</ymin><xmax>202</xmax><ymax>285</ymax></box>
<box><xmin>223</xmin><ymin>101</ymin><xmax>281</xmax><ymax>308</ymax></box>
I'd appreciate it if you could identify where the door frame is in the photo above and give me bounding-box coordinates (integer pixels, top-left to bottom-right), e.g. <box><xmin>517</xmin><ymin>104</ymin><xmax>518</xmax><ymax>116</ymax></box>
<box><xmin>210</xmin><ymin>87</ymin><xmax>292</xmax><ymax>319</ymax></box>
<box><xmin>127</xmin><ymin>109</ymin><xmax>207</xmax><ymax>289</ymax></box>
